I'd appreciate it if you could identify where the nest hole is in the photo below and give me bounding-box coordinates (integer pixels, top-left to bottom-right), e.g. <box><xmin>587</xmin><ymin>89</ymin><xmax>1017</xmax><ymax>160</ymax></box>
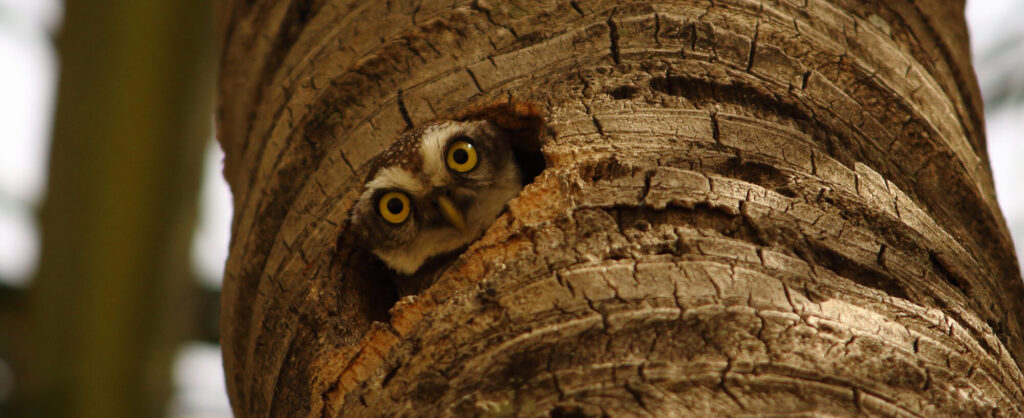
<box><xmin>513</xmin><ymin>142</ymin><xmax>548</xmax><ymax>186</ymax></box>
<box><xmin>338</xmin><ymin>121</ymin><xmax>550</xmax><ymax>326</ymax></box>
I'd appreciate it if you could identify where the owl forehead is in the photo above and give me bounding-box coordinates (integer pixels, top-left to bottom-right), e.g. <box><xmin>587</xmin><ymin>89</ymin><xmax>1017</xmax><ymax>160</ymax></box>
<box><xmin>420</xmin><ymin>122</ymin><xmax>465</xmax><ymax>186</ymax></box>
<box><xmin>364</xmin><ymin>121</ymin><xmax>482</xmax><ymax>193</ymax></box>
<box><xmin>367</xmin><ymin>125</ymin><xmax>429</xmax><ymax>177</ymax></box>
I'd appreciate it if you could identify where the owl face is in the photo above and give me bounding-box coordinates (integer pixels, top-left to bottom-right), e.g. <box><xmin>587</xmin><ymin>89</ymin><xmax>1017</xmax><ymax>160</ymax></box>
<box><xmin>349</xmin><ymin>120</ymin><xmax>523</xmax><ymax>274</ymax></box>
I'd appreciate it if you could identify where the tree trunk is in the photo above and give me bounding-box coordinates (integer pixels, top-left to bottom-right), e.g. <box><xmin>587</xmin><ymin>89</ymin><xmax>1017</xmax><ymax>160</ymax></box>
<box><xmin>18</xmin><ymin>1</ymin><xmax>213</xmax><ymax>416</ymax></box>
<box><xmin>216</xmin><ymin>0</ymin><xmax>1024</xmax><ymax>415</ymax></box>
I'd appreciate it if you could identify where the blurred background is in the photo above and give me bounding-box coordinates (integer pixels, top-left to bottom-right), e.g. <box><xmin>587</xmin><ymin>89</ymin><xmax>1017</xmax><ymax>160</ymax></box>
<box><xmin>0</xmin><ymin>0</ymin><xmax>1020</xmax><ymax>416</ymax></box>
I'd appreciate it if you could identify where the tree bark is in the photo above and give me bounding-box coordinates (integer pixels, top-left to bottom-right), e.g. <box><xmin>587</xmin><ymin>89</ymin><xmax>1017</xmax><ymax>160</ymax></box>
<box><xmin>216</xmin><ymin>0</ymin><xmax>1024</xmax><ymax>416</ymax></box>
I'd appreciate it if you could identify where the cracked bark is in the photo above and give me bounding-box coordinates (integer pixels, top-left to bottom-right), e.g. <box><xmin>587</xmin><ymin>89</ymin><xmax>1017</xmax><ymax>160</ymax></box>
<box><xmin>216</xmin><ymin>0</ymin><xmax>1024</xmax><ymax>416</ymax></box>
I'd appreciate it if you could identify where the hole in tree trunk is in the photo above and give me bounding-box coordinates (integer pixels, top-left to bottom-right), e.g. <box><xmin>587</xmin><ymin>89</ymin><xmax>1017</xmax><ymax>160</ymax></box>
<box><xmin>337</xmin><ymin>107</ymin><xmax>550</xmax><ymax>324</ymax></box>
<box><xmin>513</xmin><ymin>142</ymin><xmax>547</xmax><ymax>186</ymax></box>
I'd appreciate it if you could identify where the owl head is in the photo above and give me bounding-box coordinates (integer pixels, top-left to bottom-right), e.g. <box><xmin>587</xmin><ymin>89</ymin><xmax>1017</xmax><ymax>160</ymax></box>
<box><xmin>349</xmin><ymin>102</ymin><xmax>545</xmax><ymax>275</ymax></box>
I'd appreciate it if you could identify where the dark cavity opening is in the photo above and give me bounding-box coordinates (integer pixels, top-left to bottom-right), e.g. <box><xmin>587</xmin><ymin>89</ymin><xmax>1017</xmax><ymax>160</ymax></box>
<box><xmin>333</xmin><ymin>234</ymin><xmax>399</xmax><ymax>326</ymax></box>
<box><xmin>513</xmin><ymin>143</ymin><xmax>547</xmax><ymax>187</ymax></box>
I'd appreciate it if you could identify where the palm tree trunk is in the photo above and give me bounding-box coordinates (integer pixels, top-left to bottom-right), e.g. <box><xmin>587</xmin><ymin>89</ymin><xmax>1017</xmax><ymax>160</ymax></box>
<box><xmin>216</xmin><ymin>0</ymin><xmax>1024</xmax><ymax>415</ymax></box>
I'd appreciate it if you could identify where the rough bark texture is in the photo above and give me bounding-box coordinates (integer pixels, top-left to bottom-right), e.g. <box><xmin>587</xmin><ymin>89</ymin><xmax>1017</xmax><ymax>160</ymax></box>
<box><xmin>216</xmin><ymin>0</ymin><xmax>1024</xmax><ymax>416</ymax></box>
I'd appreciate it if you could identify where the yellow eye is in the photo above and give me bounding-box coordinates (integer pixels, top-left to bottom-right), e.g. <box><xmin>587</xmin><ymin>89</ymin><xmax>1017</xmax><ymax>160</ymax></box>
<box><xmin>378</xmin><ymin>191</ymin><xmax>411</xmax><ymax>224</ymax></box>
<box><xmin>446</xmin><ymin>138</ymin><xmax>478</xmax><ymax>173</ymax></box>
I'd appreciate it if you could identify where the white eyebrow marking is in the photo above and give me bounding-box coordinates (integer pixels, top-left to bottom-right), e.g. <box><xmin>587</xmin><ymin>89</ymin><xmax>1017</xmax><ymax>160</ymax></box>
<box><xmin>420</xmin><ymin>122</ymin><xmax>463</xmax><ymax>187</ymax></box>
<box><xmin>364</xmin><ymin>166</ymin><xmax>425</xmax><ymax>195</ymax></box>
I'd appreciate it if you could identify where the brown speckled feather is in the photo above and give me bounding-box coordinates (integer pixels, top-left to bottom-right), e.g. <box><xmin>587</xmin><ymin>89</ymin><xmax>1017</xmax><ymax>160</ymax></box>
<box><xmin>364</xmin><ymin>125</ymin><xmax>428</xmax><ymax>182</ymax></box>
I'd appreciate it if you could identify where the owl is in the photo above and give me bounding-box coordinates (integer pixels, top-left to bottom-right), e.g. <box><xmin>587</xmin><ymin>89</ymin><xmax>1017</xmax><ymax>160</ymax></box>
<box><xmin>349</xmin><ymin>102</ymin><xmax>545</xmax><ymax>275</ymax></box>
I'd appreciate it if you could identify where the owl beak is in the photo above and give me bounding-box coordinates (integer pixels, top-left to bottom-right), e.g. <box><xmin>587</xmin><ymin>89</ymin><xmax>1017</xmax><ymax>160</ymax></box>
<box><xmin>436</xmin><ymin>196</ymin><xmax>467</xmax><ymax>232</ymax></box>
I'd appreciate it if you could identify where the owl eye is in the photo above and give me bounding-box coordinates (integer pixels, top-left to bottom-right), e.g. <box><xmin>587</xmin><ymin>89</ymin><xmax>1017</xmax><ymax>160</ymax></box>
<box><xmin>378</xmin><ymin>191</ymin><xmax>411</xmax><ymax>224</ymax></box>
<box><xmin>445</xmin><ymin>138</ymin><xmax>478</xmax><ymax>173</ymax></box>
